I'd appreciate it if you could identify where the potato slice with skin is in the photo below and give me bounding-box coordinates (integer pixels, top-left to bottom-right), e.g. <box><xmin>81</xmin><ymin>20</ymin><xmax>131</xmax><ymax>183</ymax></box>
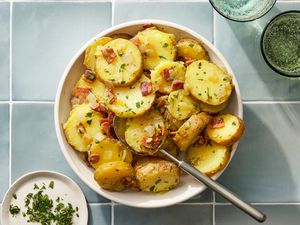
<box><xmin>125</xmin><ymin>110</ymin><xmax>166</xmax><ymax>155</ymax></box>
<box><xmin>94</xmin><ymin>161</ymin><xmax>134</xmax><ymax>191</ymax></box>
<box><xmin>187</xmin><ymin>141</ymin><xmax>230</xmax><ymax>176</ymax></box>
<box><xmin>177</xmin><ymin>38</ymin><xmax>208</xmax><ymax>60</ymax></box>
<box><xmin>110</xmin><ymin>33</ymin><xmax>133</xmax><ymax>40</ymax></box>
<box><xmin>167</xmin><ymin>89</ymin><xmax>200</xmax><ymax>120</ymax></box>
<box><xmin>185</xmin><ymin>60</ymin><xmax>233</xmax><ymax>105</ymax></box>
<box><xmin>198</xmin><ymin>100</ymin><xmax>229</xmax><ymax>114</ymax></box>
<box><xmin>84</xmin><ymin>37</ymin><xmax>112</xmax><ymax>71</ymax></box>
<box><xmin>134</xmin><ymin>28</ymin><xmax>177</xmax><ymax>70</ymax></box>
<box><xmin>89</xmin><ymin>138</ymin><xmax>132</xmax><ymax>169</ymax></box>
<box><xmin>63</xmin><ymin>104</ymin><xmax>104</xmax><ymax>152</ymax></box>
<box><xmin>151</xmin><ymin>61</ymin><xmax>186</xmax><ymax>94</ymax></box>
<box><xmin>73</xmin><ymin>75</ymin><xmax>105</xmax><ymax>101</ymax></box>
<box><xmin>173</xmin><ymin>112</ymin><xmax>212</xmax><ymax>151</ymax></box>
<box><xmin>103</xmin><ymin>75</ymin><xmax>156</xmax><ymax>118</ymax></box>
<box><xmin>164</xmin><ymin>110</ymin><xmax>184</xmax><ymax>131</ymax></box>
<box><xmin>134</xmin><ymin>157</ymin><xmax>180</xmax><ymax>193</ymax></box>
<box><xmin>206</xmin><ymin>114</ymin><xmax>245</xmax><ymax>146</ymax></box>
<box><xmin>95</xmin><ymin>38</ymin><xmax>142</xmax><ymax>86</ymax></box>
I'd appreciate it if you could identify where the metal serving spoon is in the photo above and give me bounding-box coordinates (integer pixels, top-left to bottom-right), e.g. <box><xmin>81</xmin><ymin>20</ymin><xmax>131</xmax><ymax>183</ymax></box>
<box><xmin>113</xmin><ymin>116</ymin><xmax>266</xmax><ymax>223</ymax></box>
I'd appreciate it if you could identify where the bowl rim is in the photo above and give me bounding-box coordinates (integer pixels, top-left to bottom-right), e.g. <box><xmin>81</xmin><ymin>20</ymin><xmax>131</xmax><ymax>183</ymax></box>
<box><xmin>209</xmin><ymin>0</ymin><xmax>277</xmax><ymax>22</ymax></box>
<box><xmin>260</xmin><ymin>10</ymin><xmax>300</xmax><ymax>78</ymax></box>
<box><xmin>54</xmin><ymin>19</ymin><xmax>243</xmax><ymax>208</ymax></box>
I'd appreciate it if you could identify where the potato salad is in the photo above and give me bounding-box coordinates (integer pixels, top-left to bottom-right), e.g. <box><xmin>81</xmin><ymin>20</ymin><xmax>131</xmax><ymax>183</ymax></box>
<box><xmin>63</xmin><ymin>24</ymin><xmax>245</xmax><ymax>193</ymax></box>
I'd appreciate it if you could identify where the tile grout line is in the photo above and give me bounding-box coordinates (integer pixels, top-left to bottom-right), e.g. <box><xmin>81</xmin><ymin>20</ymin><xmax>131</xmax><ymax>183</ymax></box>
<box><xmin>8</xmin><ymin>0</ymin><xmax>13</xmax><ymax>187</ymax></box>
<box><xmin>111</xmin><ymin>0</ymin><xmax>114</xmax><ymax>27</ymax></box>
<box><xmin>111</xmin><ymin>201</ymin><xmax>115</xmax><ymax>225</ymax></box>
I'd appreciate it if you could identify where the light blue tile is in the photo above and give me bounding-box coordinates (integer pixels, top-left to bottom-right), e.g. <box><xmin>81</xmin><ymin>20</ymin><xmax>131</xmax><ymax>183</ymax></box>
<box><xmin>216</xmin><ymin>103</ymin><xmax>300</xmax><ymax>202</ymax></box>
<box><xmin>0</xmin><ymin>3</ymin><xmax>10</xmax><ymax>100</ymax></box>
<box><xmin>216</xmin><ymin>205</ymin><xmax>300</xmax><ymax>225</ymax></box>
<box><xmin>214</xmin><ymin>2</ymin><xmax>300</xmax><ymax>101</ymax></box>
<box><xmin>186</xmin><ymin>189</ymin><xmax>213</xmax><ymax>203</ymax></box>
<box><xmin>12</xmin><ymin>2</ymin><xmax>111</xmax><ymax>101</ymax></box>
<box><xmin>0</xmin><ymin>104</ymin><xmax>9</xmax><ymax>201</ymax></box>
<box><xmin>11</xmin><ymin>104</ymin><xmax>109</xmax><ymax>203</ymax></box>
<box><xmin>88</xmin><ymin>204</ymin><xmax>111</xmax><ymax>225</ymax></box>
<box><xmin>115</xmin><ymin>205</ymin><xmax>212</xmax><ymax>225</ymax></box>
<box><xmin>114</xmin><ymin>1</ymin><xmax>213</xmax><ymax>42</ymax></box>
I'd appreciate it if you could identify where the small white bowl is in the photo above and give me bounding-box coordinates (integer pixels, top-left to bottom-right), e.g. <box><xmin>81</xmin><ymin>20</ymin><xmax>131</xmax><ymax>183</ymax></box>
<box><xmin>54</xmin><ymin>20</ymin><xmax>243</xmax><ymax>208</ymax></box>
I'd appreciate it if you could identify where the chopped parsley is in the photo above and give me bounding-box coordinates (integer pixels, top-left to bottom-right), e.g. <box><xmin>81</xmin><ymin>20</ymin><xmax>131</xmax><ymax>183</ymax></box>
<box><xmin>119</xmin><ymin>64</ymin><xmax>126</xmax><ymax>72</ymax></box>
<box><xmin>232</xmin><ymin>121</ymin><xmax>237</xmax><ymax>126</ymax></box>
<box><xmin>158</xmin><ymin>55</ymin><xmax>166</xmax><ymax>59</ymax></box>
<box><xmin>162</xmin><ymin>43</ymin><xmax>168</xmax><ymax>48</ymax></box>
<box><xmin>117</xmin><ymin>49</ymin><xmax>124</xmax><ymax>57</ymax></box>
<box><xmin>136</xmin><ymin>102</ymin><xmax>141</xmax><ymax>108</ymax></box>
<box><xmin>85</xmin><ymin>112</ymin><xmax>92</xmax><ymax>118</ymax></box>
<box><xmin>198</xmin><ymin>62</ymin><xmax>202</xmax><ymax>69</ymax></box>
<box><xmin>188</xmin><ymin>43</ymin><xmax>194</xmax><ymax>48</ymax></box>
<box><xmin>9</xmin><ymin>182</ymin><xmax>78</xmax><ymax>224</ymax></box>
<box><xmin>9</xmin><ymin>204</ymin><xmax>20</xmax><ymax>216</ymax></box>
<box><xmin>86</xmin><ymin>119</ymin><xmax>92</xmax><ymax>125</ymax></box>
<box><xmin>49</xmin><ymin>181</ymin><xmax>54</xmax><ymax>189</ymax></box>
<box><xmin>13</xmin><ymin>193</ymin><xmax>17</xmax><ymax>199</ymax></box>
<box><xmin>149</xmin><ymin>185</ymin><xmax>156</xmax><ymax>192</ymax></box>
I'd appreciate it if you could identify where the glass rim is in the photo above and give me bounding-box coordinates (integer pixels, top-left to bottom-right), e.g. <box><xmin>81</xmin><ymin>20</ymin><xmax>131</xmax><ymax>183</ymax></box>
<box><xmin>260</xmin><ymin>10</ymin><xmax>300</xmax><ymax>78</ymax></box>
<box><xmin>209</xmin><ymin>0</ymin><xmax>277</xmax><ymax>22</ymax></box>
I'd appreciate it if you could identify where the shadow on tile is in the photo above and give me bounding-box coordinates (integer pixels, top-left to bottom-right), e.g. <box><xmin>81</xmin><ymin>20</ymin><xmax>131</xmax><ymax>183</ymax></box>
<box><xmin>217</xmin><ymin>103</ymin><xmax>299</xmax><ymax>202</ymax></box>
<box><xmin>88</xmin><ymin>204</ymin><xmax>111</xmax><ymax>225</ymax></box>
<box><xmin>225</xmin><ymin>4</ymin><xmax>300</xmax><ymax>100</ymax></box>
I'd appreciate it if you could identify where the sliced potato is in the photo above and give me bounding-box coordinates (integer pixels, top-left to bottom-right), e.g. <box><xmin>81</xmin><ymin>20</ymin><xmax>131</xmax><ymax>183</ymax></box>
<box><xmin>134</xmin><ymin>28</ymin><xmax>177</xmax><ymax>70</ymax></box>
<box><xmin>187</xmin><ymin>141</ymin><xmax>230</xmax><ymax>176</ymax></box>
<box><xmin>173</xmin><ymin>112</ymin><xmax>212</xmax><ymax>151</ymax></box>
<box><xmin>157</xmin><ymin>137</ymin><xmax>179</xmax><ymax>159</ymax></box>
<box><xmin>110</xmin><ymin>33</ymin><xmax>133</xmax><ymax>40</ymax></box>
<box><xmin>185</xmin><ymin>60</ymin><xmax>233</xmax><ymax>105</ymax></box>
<box><xmin>167</xmin><ymin>89</ymin><xmax>200</xmax><ymax>120</ymax></box>
<box><xmin>84</xmin><ymin>37</ymin><xmax>112</xmax><ymax>71</ymax></box>
<box><xmin>134</xmin><ymin>157</ymin><xmax>180</xmax><ymax>193</ymax></box>
<box><xmin>164</xmin><ymin>110</ymin><xmax>184</xmax><ymax>131</ymax></box>
<box><xmin>206</xmin><ymin>114</ymin><xmax>245</xmax><ymax>146</ymax></box>
<box><xmin>198</xmin><ymin>100</ymin><xmax>229</xmax><ymax>114</ymax></box>
<box><xmin>95</xmin><ymin>38</ymin><xmax>142</xmax><ymax>86</ymax></box>
<box><xmin>94</xmin><ymin>161</ymin><xmax>134</xmax><ymax>191</ymax></box>
<box><xmin>89</xmin><ymin>138</ymin><xmax>132</xmax><ymax>169</ymax></box>
<box><xmin>73</xmin><ymin>75</ymin><xmax>105</xmax><ymax>101</ymax></box>
<box><xmin>125</xmin><ymin>110</ymin><xmax>165</xmax><ymax>155</ymax></box>
<box><xmin>151</xmin><ymin>61</ymin><xmax>186</xmax><ymax>94</ymax></box>
<box><xmin>177</xmin><ymin>38</ymin><xmax>208</xmax><ymax>60</ymax></box>
<box><xmin>103</xmin><ymin>75</ymin><xmax>156</xmax><ymax>118</ymax></box>
<box><xmin>63</xmin><ymin>104</ymin><xmax>104</xmax><ymax>152</ymax></box>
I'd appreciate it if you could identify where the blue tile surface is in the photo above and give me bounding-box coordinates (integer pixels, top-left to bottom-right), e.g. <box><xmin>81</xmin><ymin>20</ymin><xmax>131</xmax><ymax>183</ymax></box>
<box><xmin>88</xmin><ymin>205</ymin><xmax>111</xmax><ymax>225</ymax></box>
<box><xmin>11</xmin><ymin>104</ymin><xmax>109</xmax><ymax>203</ymax></box>
<box><xmin>114</xmin><ymin>1</ymin><xmax>213</xmax><ymax>42</ymax></box>
<box><xmin>0</xmin><ymin>104</ymin><xmax>9</xmax><ymax>201</ymax></box>
<box><xmin>216</xmin><ymin>205</ymin><xmax>300</xmax><ymax>225</ymax></box>
<box><xmin>186</xmin><ymin>189</ymin><xmax>213</xmax><ymax>203</ymax></box>
<box><xmin>214</xmin><ymin>2</ymin><xmax>300</xmax><ymax>101</ymax></box>
<box><xmin>12</xmin><ymin>2</ymin><xmax>112</xmax><ymax>101</ymax></box>
<box><xmin>216</xmin><ymin>103</ymin><xmax>300</xmax><ymax>202</ymax></box>
<box><xmin>114</xmin><ymin>205</ymin><xmax>213</xmax><ymax>225</ymax></box>
<box><xmin>0</xmin><ymin>3</ymin><xmax>10</xmax><ymax>100</ymax></box>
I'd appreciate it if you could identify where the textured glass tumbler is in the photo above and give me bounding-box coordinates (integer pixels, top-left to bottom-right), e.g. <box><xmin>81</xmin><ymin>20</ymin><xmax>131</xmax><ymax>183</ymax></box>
<box><xmin>209</xmin><ymin>0</ymin><xmax>277</xmax><ymax>22</ymax></box>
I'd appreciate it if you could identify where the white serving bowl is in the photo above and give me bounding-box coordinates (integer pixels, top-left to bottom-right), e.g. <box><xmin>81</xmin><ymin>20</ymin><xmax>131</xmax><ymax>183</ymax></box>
<box><xmin>54</xmin><ymin>20</ymin><xmax>243</xmax><ymax>208</ymax></box>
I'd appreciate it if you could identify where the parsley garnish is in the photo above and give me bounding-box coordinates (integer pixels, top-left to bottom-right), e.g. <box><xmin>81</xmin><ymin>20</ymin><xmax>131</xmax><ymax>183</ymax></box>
<box><xmin>136</xmin><ymin>102</ymin><xmax>141</xmax><ymax>108</ymax></box>
<box><xmin>189</xmin><ymin>43</ymin><xmax>194</xmax><ymax>48</ymax></box>
<box><xmin>158</xmin><ymin>55</ymin><xmax>166</xmax><ymax>59</ymax></box>
<box><xmin>85</xmin><ymin>112</ymin><xmax>92</xmax><ymax>118</ymax></box>
<box><xmin>162</xmin><ymin>43</ymin><xmax>168</xmax><ymax>48</ymax></box>
<box><xmin>13</xmin><ymin>193</ymin><xmax>17</xmax><ymax>199</ymax></box>
<box><xmin>87</xmin><ymin>119</ymin><xmax>92</xmax><ymax>125</ymax></box>
<box><xmin>9</xmin><ymin>205</ymin><xmax>20</xmax><ymax>216</ymax></box>
<box><xmin>49</xmin><ymin>181</ymin><xmax>54</xmax><ymax>189</ymax></box>
<box><xmin>119</xmin><ymin>64</ymin><xmax>126</xmax><ymax>72</ymax></box>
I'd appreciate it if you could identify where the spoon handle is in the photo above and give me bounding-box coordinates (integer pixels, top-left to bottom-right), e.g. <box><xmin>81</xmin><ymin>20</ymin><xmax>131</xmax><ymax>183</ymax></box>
<box><xmin>159</xmin><ymin>149</ymin><xmax>266</xmax><ymax>223</ymax></box>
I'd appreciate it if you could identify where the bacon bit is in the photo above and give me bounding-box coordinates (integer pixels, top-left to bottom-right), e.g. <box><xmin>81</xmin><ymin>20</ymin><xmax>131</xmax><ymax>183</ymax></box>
<box><xmin>198</xmin><ymin>135</ymin><xmax>206</xmax><ymax>145</ymax></box>
<box><xmin>106</xmin><ymin>88</ymin><xmax>117</xmax><ymax>104</ymax></box>
<box><xmin>141</xmin><ymin>135</ymin><xmax>162</xmax><ymax>153</ymax></box>
<box><xmin>156</xmin><ymin>97</ymin><xmax>167</xmax><ymax>115</ymax></box>
<box><xmin>84</xmin><ymin>70</ymin><xmax>96</xmax><ymax>83</ymax></box>
<box><xmin>171</xmin><ymin>80</ymin><xmax>184</xmax><ymax>91</ymax></box>
<box><xmin>73</xmin><ymin>87</ymin><xmax>91</xmax><ymax>98</ymax></box>
<box><xmin>140</xmin><ymin>82</ymin><xmax>153</xmax><ymax>96</ymax></box>
<box><xmin>88</xmin><ymin>154</ymin><xmax>100</xmax><ymax>164</ymax></box>
<box><xmin>143</xmin><ymin>70</ymin><xmax>151</xmax><ymax>78</ymax></box>
<box><xmin>100</xmin><ymin>111</ymin><xmax>115</xmax><ymax>136</ymax></box>
<box><xmin>85</xmin><ymin>154</ymin><xmax>92</xmax><ymax>168</ymax></box>
<box><xmin>101</xmin><ymin>121</ymin><xmax>111</xmax><ymax>136</ymax></box>
<box><xmin>121</xmin><ymin>177</ymin><xmax>141</xmax><ymax>191</ymax></box>
<box><xmin>162</xmin><ymin>68</ymin><xmax>174</xmax><ymax>81</ymax></box>
<box><xmin>130</xmin><ymin>37</ymin><xmax>141</xmax><ymax>46</ymax></box>
<box><xmin>101</xmin><ymin>47</ymin><xmax>116</xmax><ymax>64</ymax></box>
<box><xmin>93</xmin><ymin>103</ymin><xmax>108</xmax><ymax>114</ymax></box>
<box><xmin>210</xmin><ymin>118</ymin><xmax>225</xmax><ymax>129</ymax></box>
<box><xmin>177</xmin><ymin>56</ymin><xmax>195</xmax><ymax>67</ymax></box>
<box><xmin>169</xmin><ymin>131</ymin><xmax>176</xmax><ymax>137</ymax></box>
<box><xmin>142</xmin><ymin>23</ymin><xmax>156</xmax><ymax>29</ymax></box>
<box><xmin>184</xmin><ymin>59</ymin><xmax>195</xmax><ymax>67</ymax></box>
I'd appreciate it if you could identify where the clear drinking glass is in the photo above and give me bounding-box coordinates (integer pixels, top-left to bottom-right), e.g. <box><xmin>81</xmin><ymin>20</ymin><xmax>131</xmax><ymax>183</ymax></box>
<box><xmin>261</xmin><ymin>11</ymin><xmax>300</xmax><ymax>77</ymax></box>
<box><xmin>209</xmin><ymin>0</ymin><xmax>277</xmax><ymax>22</ymax></box>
